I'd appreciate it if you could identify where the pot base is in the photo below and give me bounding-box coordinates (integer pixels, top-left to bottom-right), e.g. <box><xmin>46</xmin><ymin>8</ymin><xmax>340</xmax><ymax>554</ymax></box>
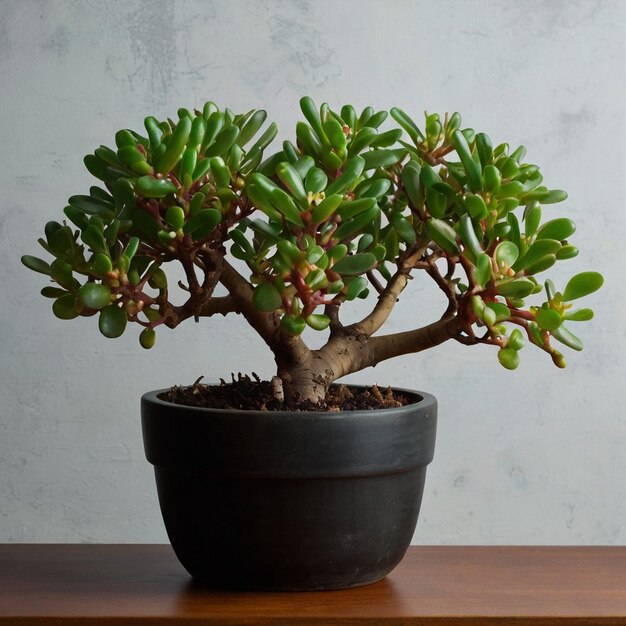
<box><xmin>155</xmin><ymin>466</ymin><xmax>427</xmax><ymax>591</ymax></box>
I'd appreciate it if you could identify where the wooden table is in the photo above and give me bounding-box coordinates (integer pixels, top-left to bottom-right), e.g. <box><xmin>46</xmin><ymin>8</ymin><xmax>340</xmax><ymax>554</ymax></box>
<box><xmin>1</xmin><ymin>544</ymin><xmax>625</xmax><ymax>625</ymax></box>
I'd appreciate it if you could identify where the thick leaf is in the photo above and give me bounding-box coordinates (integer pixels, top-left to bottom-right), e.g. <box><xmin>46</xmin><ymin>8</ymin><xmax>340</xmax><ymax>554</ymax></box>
<box><xmin>391</xmin><ymin>212</ymin><xmax>416</xmax><ymax>244</ymax></box>
<box><xmin>334</xmin><ymin>205</ymin><xmax>379</xmax><ymax>241</ymax></box>
<box><xmin>52</xmin><ymin>294</ymin><xmax>81</xmax><ymax>320</ymax></box>
<box><xmin>466</xmin><ymin>194</ymin><xmax>488</xmax><ymax>220</ymax></box>
<box><xmin>135</xmin><ymin>176</ymin><xmax>177</xmax><ymax>198</ymax></box>
<box><xmin>536</xmin><ymin>218</ymin><xmax>576</xmax><ymax>241</ymax></box>
<box><xmin>333</xmin><ymin>252</ymin><xmax>377</xmax><ymax>276</ymax></box>
<box><xmin>551</xmin><ymin>324</ymin><xmax>583</xmax><ymax>351</ymax></box>
<box><xmin>514</xmin><ymin>239</ymin><xmax>560</xmax><ymax>271</ymax></box>
<box><xmin>345</xmin><ymin>276</ymin><xmax>368</xmax><ymax>300</ymax></box>
<box><xmin>306</xmin><ymin>313</ymin><xmax>331</xmax><ymax>330</ymax></box>
<box><xmin>562</xmin><ymin>271</ymin><xmax>604</xmax><ymax>301</ymax></box>
<box><xmin>21</xmin><ymin>255</ymin><xmax>51</xmax><ymax>276</ymax></box>
<box><xmin>280</xmin><ymin>314</ymin><xmax>306</xmax><ymax>335</ymax></box>
<box><xmin>498</xmin><ymin>348</ymin><xmax>520</xmax><ymax>370</ymax></box>
<box><xmin>305</xmin><ymin>167</ymin><xmax>328</xmax><ymax>195</ymax></box>
<box><xmin>361</xmin><ymin>149</ymin><xmax>405</xmax><ymax>170</ymax></box>
<box><xmin>474</xmin><ymin>253</ymin><xmax>492</xmax><ymax>288</ymax></box>
<box><xmin>139</xmin><ymin>327</ymin><xmax>156</xmax><ymax>349</ymax></box>
<box><xmin>426</xmin><ymin>218</ymin><xmax>459</xmax><ymax>255</ymax></box>
<box><xmin>486</xmin><ymin>301</ymin><xmax>510</xmax><ymax>322</ymax></box>
<box><xmin>497</xmin><ymin>277</ymin><xmax>536</xmax><ymax>298</ymax></box>
<box><xmin>494</xmin><ymin>241</ymin><xmax>519</xmax><ymax>270</ymax></box>
<box><xmin>311</xmin><ymin>194</ymin><xmax>342</xmax><ymax>223</ymax></box>
<box><xmin>451</xmin><ymin>130</ymin><xmax>481</xmax><ymax>192</ymax></box>
<box><xmin>253</xmin><ymin>283</ymin><xmax>282</xmax><ymax>312</ymax></box>
<box><xmin>79</xmin><ymin>283</ymin><xmax>112</xmax><ymax>310</ymax></box>
<box><xmin>535</xmin><ymin>307</ymin><xmax>562</xmax><ymax>331</ymax></box>
<box><xmin>182</xmin><ymin>209</ymin><xmax>222</xmax><ymax>239</ymax></box>
<box><xmin>564</xmin><ymin>308</ymin><xmax>594</xmax><ymax>322</ymax></box>
<box><xmin>98</xmin><ymin>305</ymin><xmax>127</xmax><ymax>338</ymax></box>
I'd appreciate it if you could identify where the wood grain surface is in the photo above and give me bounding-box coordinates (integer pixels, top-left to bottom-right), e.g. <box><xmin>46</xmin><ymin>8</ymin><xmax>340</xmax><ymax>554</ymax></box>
<box><xmin>1</xmin><ymin>544</ymin><xmax>625</xmax><ymax>625</ymax></box>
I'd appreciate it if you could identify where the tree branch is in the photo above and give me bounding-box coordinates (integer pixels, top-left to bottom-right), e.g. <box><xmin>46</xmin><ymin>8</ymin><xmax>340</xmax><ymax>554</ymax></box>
<box><xmin>218</xmin><ymin>258</ymin><xmax>280</xmax><ymax>346</ymax></box>
<box><xmin>366</xmin><ymin>314</ymin><xmax>462</xmax><ymax>365</ymax></box>
<box><xmin>352</xmin><ymin>270</ymin><xmax>410</xmax><ymax>336</ymax></box>
<box><xmin>352</xmin><ymin>246</ymin><xmax>427</xmax><ymax>337</ymax></box>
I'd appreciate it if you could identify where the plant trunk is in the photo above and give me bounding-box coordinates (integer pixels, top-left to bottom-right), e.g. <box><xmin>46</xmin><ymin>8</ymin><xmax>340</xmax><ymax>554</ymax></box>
<box><xmin>275</xmin><ymin>352</ymin><xmax>328</xmax><ymax>404</ymax></box>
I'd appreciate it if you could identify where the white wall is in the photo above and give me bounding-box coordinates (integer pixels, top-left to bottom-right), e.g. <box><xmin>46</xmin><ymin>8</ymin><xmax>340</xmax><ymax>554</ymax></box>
<box><xmin>1</xmin><ymin>0</ymin><xmax>624</xmax><ymax>544</ymax></box>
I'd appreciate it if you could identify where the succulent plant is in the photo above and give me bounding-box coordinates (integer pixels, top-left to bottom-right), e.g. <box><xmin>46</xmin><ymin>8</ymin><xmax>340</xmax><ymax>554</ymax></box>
<box><xmin>22</xmin><ymin>98</ymin><xmax>603</xmax><ymax>402</ymax></box>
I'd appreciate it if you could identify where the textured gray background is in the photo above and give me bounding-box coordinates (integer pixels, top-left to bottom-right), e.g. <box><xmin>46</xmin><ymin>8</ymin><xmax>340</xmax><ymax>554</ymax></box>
<box><xmin>1</xmin><ymin>0</ymin><xmax>624</xmax><ymax>544</ymax></box>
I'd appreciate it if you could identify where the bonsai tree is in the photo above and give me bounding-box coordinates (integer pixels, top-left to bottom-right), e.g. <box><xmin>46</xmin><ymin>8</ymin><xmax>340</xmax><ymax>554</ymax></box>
<box><xmin>22</xmin><ymin>98</ymin><xmax>603</xmax><ymax>403</ymax></box>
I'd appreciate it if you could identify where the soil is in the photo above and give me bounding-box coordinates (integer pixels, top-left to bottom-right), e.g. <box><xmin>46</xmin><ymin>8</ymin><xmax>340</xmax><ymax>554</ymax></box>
<box><xmin>160</xmin><ymin>373</ymin><xmax>412</xmax><ymax>412</ymax></box>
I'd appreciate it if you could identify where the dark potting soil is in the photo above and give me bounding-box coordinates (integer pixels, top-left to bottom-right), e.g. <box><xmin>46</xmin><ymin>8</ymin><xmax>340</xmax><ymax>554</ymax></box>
<box><xmin>159</xmin><ymin>373</ymin><xmax>412</xmax><ymax>412</ymax></box>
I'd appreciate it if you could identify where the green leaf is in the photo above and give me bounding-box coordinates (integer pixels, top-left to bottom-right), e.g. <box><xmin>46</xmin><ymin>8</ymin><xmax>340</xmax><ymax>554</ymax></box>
<box><xmin>41</xmin><ymin>286</ymin><xmax>67</xmax><ymax>298</ymax></box>
<box><xmin>451</xmin><ymin>130</ymin><xmax>481</xmax><ymax>192</ymax></box>
<box><xmin>305</xmin><ymin>167</ymin><xmax>328</xmax><ymax>194</ymax></box>
<box><xmin>165</xmin><ymin>206</ymin><xmax>185</xmax><ymax>230</ymax></box>
<box><xmin>155</xmin><ymin>116</ymin><xmax>191</xmax><ymax>174</ymax></box>
<box><xmin>334</xmin><ymin>205</ymin><xmax>379</xmax><ymax>241</ymax></box>
<box><xmin>253</xmin><ymin>283</ymin><xmax>282</xmax><ymax>312</ymax></box>
<box><xmin>52</xmin><ymin>293</ymin><xmax>81</xmax><ymax>320</ymax></box>
<box><xmin>551</xmin><ymin>324</ymin><xmax>583</xmax><ymax>351</ymax></box>
<box><xmin>540</xmin><ymin>189</ymin><xmax>568</xmax><ymax>204</ymax></box>
<box><xmin>466</xmin><ymin>194</ymin><xmax>488</xmax><ymax>220</ymax></box>
<box><xmin>426</xmin><ymin>218</ymin><xmax>459</xmax><ymax>255</ymax></box>
<box><xmin>182</xmin><ymin>209</ymin><xmax>222</xmax><ymax>239</ymax></box>
<box><xmin>536</xmin><ymin>218</ymin><xmax>576</xmax><ymax>241</ymax></box>
<box><xmin>556</xmin><ymin>244</ymin><xmax>579</xmax><ymax>260</ymax></box>
<box><xmin>98</xmin><ymin>305</ymin><xmax>127</xmax><ymax>338</ymax></box>
<box><xmin>562</xmin><ymin>271</ymin><xmax>604</xmax><ymax>301</ymax></box>
<box><xmin>482</xmin><ymin>165</ymin><xmax>501</xmax><ymax>194</ymax></box>
<box><xmin>338</xmin><ymin>197</ymin><xmax>377</xmax><ymax>220</ymax></box>
<box><xmin>497</xmin><ymin>277</ymin><xmax>536</xmax><ymax>298</ymax></box>
<box><xmin>236</xmin><ymin>109</ymin><xmax>267</xmax><ymax>146</ymax></box>
<box><xmin>139</xmin><ymin>327</ymin><xmax>156</xmax><ymax>349</ymax></box>
<box><xmin>68</xmin><ymin>195</ymin><xmax>116</xmax><ymax>220</ymax></box>
<box><xmin>564</xmin><ymin>308</ymin><xmax>594</xmax><ymax>322</ymax></box>
<box><xmin>332</xmin><ymin>252</ymin><xmax>377</xmax><ymax>275</ymax></box>
<box><xmin>486</xmin><ymin>301</ymin><xmax>510</xmax><ymax>322</ymax></box>
<box><xmin>494</xmin><ymin>241</ymin><xmax>519</xmax><ymax>269</ymax></box>
<box><xmin>21</xmin><ymin>255</ymin><xmax>51</xmax><ymax>276</ymax></box>
<box><xmin>78</xmin><ymin>283</ymin><xmax>112</xmax><ymax>310</ymax></box>
<box><xmin>325</xmin><ymin>156</ymin><xmax>365</xmax><ymax>195</ymax></box>
<box><xmin>136</xmin><ymin>176</ymin><xmax>177</xmax><ymax>198</ymax></box>
<box><xmin>345</xmin><ymin>276</ymin><xmax>368</xmax><ymax>300</ymax></box>
<box><xmin>270</xmin><ymin>188</ymin><xmax>304</xmax><ymax>226</ymax></box>
<box><xmin>514</xmin><ymin>239</ymin><xmax>560</xmax><ymax>271</ymax></box>
<box><xmin>276</xmin><ymin>162</ymin><xmax>308</xmax><ymax>208</ymax></box>
<box><xmin>361</xmin><ymin>149</ymin><xmax>405</xmax><ymax>170</ymax></box>
<box><xmin>389</xmin><ymin>107</ymin><xmax>424</xmax><ymax>143</ymax></box>
<box><xmin>51</xmin><ymin>259</ymin><xmax>77</xmax><ymax>290</ymax></box>
<box><xmin>280</xmin><ymin>314</ymin><xmax>306</xmax><ymax>335</ymax></box>
<box><xmin>402</xmin><ymin>161</ymin><xmax>422</xmax><ymax>207</ymax></box>
<box><xmin>306</xmin><ymin>313</ymin><xmax>330</xmax><ymax>330</ymax></box>
<box><xmin>474</xmin><ymin>253</ymin><xmax>492</xmax><ymax>289</ymax></box>
<box><xmin>312</xmin><ymin>194</ymin><xmax>342</xmax><ymax>223</ymax></box>
<box><xmin>498</xmin><ymin>348</ymin><xmax>520</xmax><ymax>370</ymax></box>
<box><xmin>522</xmin><ymin>254</ymin><xmax>557</xmax><ymax>276</ymax></box>
<box><xmin>391</xmin><ymin>212</ymin><xmax>416</xmax><ymax>244</ymax></box>
<box><xmin>458</xmin><ymin>214</ymin><xmax>482</xmax><ymax>258</ymax></box>
<box><xmin>507</xmin><ymin>329</ymin><xmax>524</xmax><ymax>351</ymax></box>
<box><xmin>535</xmin><ymin>307</ymin><xmax>562</xmax><ymax>331</ymax></box>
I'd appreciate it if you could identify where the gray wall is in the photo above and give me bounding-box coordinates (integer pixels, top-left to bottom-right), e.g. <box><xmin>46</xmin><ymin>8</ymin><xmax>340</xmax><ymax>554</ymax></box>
<box><xmin>1</xmin><ymin>0</ymin><xmax>624</xmax><ymax>544</ymax></box>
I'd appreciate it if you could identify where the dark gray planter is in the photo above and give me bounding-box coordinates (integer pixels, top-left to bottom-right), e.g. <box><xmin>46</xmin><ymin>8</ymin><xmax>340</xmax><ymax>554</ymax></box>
<box><xmin>141</xmin><ymin>386</ymin><xmax>437</xmax><ymax>590</ymax></box>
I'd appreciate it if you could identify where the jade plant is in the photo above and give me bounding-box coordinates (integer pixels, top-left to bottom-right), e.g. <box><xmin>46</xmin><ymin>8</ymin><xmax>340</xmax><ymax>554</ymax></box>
<box><xmin>22</xmin><ymin>98</ymin><xmax>603</xmax><ymax>402</ymax></box>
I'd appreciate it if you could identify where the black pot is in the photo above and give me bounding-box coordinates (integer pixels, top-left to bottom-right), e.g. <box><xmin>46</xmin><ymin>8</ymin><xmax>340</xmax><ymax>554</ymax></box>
<box><xmin>141</xmin><ymin>386</ymin><xmax>437</xmax><ymax>591</ymax></box>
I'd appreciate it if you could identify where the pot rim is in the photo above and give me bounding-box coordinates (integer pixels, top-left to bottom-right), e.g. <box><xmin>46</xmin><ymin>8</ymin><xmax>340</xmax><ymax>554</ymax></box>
<box><xmin>141</xmin><ymin>384</ymin><xmax>436</xmax><ymax>420</ymax></box>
